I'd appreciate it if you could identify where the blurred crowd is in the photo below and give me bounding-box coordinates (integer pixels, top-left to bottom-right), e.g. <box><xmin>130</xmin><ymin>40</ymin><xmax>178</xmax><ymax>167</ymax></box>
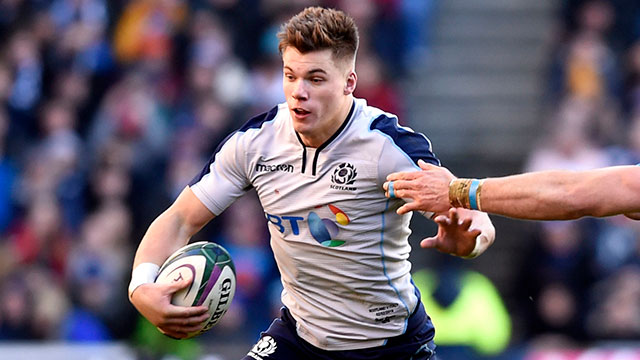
<box><xmin>520</xmin><ymin>0</ymin><xmax>640</xmax><ymax>349</ymax></box>
<box><xmin>0</xmin><ymin>0</ymin><xmax>424</xmax><ymax>355</ymax></box>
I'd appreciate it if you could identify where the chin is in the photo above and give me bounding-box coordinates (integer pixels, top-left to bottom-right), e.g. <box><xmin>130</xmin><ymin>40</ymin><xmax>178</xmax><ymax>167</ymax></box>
<box><xmin>292</xmin><ymin>121</ymin><xmax>312</xmax><ymax>134</ymax></box>
<box><xmin>291</xmin><ymin>113</ymin><xmax>315</xmax><ymax>127</ymax></box>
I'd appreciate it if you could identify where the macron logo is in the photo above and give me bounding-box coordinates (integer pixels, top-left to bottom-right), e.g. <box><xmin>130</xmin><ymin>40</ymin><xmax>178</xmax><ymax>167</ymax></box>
<box><xmin>255</xmin><ymin>163</ymin><xmax>294</xmax><ymax>173</ymax></box>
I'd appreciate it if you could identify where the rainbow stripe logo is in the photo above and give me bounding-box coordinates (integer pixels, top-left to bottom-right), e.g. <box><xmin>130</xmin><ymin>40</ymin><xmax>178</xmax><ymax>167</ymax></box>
<box><xmin>308</xmin><ymin>204</ymin><xmax>350</xmax><ymax>247</ymax></box>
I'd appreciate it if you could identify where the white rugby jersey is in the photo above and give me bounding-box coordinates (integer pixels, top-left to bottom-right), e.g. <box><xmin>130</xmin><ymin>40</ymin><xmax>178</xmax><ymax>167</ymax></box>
<box><xmin>189</xmin><ymin>97</ymin><xmax>440</xmax><ymax>351</ymax></box>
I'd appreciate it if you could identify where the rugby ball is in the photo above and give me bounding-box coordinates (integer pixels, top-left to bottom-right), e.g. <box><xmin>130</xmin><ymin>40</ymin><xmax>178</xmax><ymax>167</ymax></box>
<box><xmin>155</xmin><ymin>241</ymin><xmax>236</xmax><ymax>338</ymax></box>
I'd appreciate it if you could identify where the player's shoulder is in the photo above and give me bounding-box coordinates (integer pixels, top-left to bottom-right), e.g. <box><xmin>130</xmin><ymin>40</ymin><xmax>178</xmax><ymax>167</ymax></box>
<box><xmin>237</xmin><ymin>103</ymin><xmax>287</xmax><ymax>133</ymax></box>
<box><xmin>353</xmin><ymin>98</ymin><xmax>440</xmax><ymax>166</ymax></box>
<box><xmin>358</xmin><ymin>101</ymin><xmax>427</xmax><ymax>144</ymax></box>
<box><xmin>352</xmin><ymin>98</ymin><xmax>397</xmax><ymax>127</ymax></box>
<box><xmin>353</xmin><ymin>98</ymin><xmax>414</xmax><ymax>136</ymax></box>
<box><xmin>227</xmin><ymin>103</ymin><xmax>290</xmax><ymax>145</ymax></box>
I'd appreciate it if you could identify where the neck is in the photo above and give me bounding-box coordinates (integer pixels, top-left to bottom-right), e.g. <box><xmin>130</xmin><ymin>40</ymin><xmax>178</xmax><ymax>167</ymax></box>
<box><xmin>299</xmin><ymin>96</ymin><xmax>353</xmax><ymax>148</ymax></box>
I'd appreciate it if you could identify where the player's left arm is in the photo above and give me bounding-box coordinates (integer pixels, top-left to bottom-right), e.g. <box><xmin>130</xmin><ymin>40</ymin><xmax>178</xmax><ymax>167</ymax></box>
<box><xmin>383</xmin><ymin>160</ymin><xmax>495</xmax><ymax>258</ymax></box>
<box><xmin>376</xmin><ymin>130</ymin><xmax>495</xmax><ymax>258</ymax></box>
<box><xmin>421</xmin><ymin>207</ymin><xmax>495</xmax><ymax>258</ymax></box>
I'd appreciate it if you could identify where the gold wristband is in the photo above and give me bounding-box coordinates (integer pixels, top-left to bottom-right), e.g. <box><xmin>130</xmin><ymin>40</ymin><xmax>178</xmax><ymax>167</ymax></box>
<box><xmin>448</xmin><ymin>179</ymin><xmax>457</xmax><ymax>207</ymax></box>
<box><xmin>449</xmin><ymin>178</ymin><xmax>472</xmax><ymax>208</ymax></box>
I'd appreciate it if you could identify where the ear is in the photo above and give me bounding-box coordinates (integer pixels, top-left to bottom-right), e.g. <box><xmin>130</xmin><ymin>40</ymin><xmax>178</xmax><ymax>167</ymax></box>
<box><xmin>344</xmin><ymin>70</ymin><xmax>357</xmax><ymax>95</ymax></box>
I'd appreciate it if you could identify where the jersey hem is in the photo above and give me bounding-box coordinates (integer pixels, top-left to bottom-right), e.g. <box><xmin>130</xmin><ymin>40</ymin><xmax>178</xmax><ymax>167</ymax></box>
<box><xmin>296</xmin><ymin>331</ymin><xmax>388</xmax><ymax>351</ymax></box>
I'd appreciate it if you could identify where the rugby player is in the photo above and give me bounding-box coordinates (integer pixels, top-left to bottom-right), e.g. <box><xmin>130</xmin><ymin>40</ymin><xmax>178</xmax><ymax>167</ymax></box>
<box><xmin>128</xmin><ymin>7</ymin><xmax>495</xmax><ymax>360</ymax></box>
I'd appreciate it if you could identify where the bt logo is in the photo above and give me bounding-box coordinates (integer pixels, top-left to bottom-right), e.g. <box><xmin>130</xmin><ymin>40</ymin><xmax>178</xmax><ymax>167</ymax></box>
<box><xmin>265</xmin><ymin>204</ymin><xmax>350</xmax><ymax>247</ymax></box>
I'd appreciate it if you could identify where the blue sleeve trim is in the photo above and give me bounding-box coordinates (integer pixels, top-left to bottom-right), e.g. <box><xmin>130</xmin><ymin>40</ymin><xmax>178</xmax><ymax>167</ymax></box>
<box><xmin>379</xmin><ymin>199</ymin><xmax>410</xmax><ymax>335</ymax></box>
<box><xmin>189</xmin><ymin>106</ymin><xmax>279</xmax><ymax>186</ymax></box>
<box><xmin>369</xmin><ymin>114</ymin><xmax>440</xmax><ymax>166</ymax></box>
<box><xmin>237</xmin><ymin>105</ymin><xmax>280</xmax><ymax>132</ymax></box>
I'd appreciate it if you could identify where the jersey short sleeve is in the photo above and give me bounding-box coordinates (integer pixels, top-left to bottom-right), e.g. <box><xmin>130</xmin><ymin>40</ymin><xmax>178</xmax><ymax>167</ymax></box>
<box><xmin>188</xmin><ymin>132</ymin><xmax>251</xmax><ymax>215</ymax></box>
<box><xmin>369</xmin><ymin>113</ymin><xmax>440</xmax><ymax>185</ymax></box>
<box><xmin>189</xmin><ymin>106</ymin><xmax>279</xmax><ymax>215</ymax></box>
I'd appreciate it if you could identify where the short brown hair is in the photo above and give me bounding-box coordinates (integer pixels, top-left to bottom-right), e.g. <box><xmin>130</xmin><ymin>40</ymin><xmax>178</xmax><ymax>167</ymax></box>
<box><xmin>277</xmin><ymin>7</ymin><xmax>359</xmax><ymax>64</ymax></box>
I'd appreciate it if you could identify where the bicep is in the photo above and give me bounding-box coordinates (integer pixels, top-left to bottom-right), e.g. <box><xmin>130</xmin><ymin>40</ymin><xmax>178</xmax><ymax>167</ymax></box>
<box><xmin>170</xmin><ymin>186</ymin><xmax>216</xmax><ymax>232</ymax></box>
<box><xmin>133</xmin><ymin>187</ymin><xmax>216</xmax><ymax>267</ymax></box>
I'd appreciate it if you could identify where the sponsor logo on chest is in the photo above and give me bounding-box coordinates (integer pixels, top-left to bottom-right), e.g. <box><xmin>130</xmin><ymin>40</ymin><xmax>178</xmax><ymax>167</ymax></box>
<box><xmin>255</xmin><ymin>163</ymin><xmax>294</xmax><ymax>173</ymax></box>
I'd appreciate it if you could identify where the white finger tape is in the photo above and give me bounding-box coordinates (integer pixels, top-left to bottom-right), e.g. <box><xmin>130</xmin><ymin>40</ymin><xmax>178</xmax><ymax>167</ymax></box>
<box><xmin>462</xmin><ymin>234</ymin><xmax>489</xmax><ymax>259</ymax></box>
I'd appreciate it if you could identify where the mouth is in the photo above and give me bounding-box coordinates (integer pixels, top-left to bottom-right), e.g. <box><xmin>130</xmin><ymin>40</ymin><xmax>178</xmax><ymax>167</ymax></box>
<box><xmin>292</xmin><ymin>107</ymin><xmax>311</xmax><ymax>117</ymax></box>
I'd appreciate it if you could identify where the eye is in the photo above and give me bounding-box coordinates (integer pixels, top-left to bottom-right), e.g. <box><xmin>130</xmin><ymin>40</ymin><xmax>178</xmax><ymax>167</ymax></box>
<box><xmin>285</xmin><ymin>74</ymin><xmax>295</xmax><ymax>81</ymax></box>
<box><xmin>311</xmin><ymin>77</ymin><xmax>324</xmax><ymax>84</ymax></box>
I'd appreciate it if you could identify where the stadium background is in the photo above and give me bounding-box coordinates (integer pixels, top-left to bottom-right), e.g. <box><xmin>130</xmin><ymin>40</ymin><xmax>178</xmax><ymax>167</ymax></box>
<box><xmin>0</xmin><ymin>0</ymin><xmax>638</xmax><ymax>359</ymax></box>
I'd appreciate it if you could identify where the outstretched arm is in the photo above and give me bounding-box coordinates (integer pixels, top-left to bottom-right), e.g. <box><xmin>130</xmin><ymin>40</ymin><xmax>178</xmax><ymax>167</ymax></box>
<box><xmin>477</xmin><ymin>165</ymin><xmax>640</xmax><ymax>220</ymax></box>
<box><xmin>129</xmin><ymin>186</ymin><xmax>216</xmax><ymax>338</ymax></box>
<box><xmin>385</xmin><ymin>163</ymin><xmax>640</xmax><ymax>220</ymax></box>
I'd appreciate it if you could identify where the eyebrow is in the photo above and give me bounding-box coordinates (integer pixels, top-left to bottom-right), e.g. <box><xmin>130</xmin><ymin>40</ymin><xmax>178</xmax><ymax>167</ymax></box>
<box><xmin>283</xmin><ymin>66</ymin><xmax>327</xmax><ymax>75</ymax></box>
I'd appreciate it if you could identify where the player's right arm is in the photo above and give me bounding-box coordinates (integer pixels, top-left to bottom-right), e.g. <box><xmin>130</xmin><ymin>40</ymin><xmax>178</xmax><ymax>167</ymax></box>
<box><xmin>129</xmin><ymin>186</ymin><xmax>214</xmax><ymax>338</ymax></box>
<box><xmin>375</xmin><ymin>122</ymin><xmax>495</xmax><ymax>258</ymax></box>
<box><xmin>128</xmin><ymin>110</ymin><xmax>260</xmax><ymax>338</ymax></box>
<box><xmin>128</xmin><ymin>109</ymin><xmax>262</xmax><ymax>338</ymax></box>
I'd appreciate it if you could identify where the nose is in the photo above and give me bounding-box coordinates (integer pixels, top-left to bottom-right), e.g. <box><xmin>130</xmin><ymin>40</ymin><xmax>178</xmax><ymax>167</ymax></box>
<box><xmin>291</xmin><ymin>80</ymin><xmax>308</xmax><ymax>101</ymax></box>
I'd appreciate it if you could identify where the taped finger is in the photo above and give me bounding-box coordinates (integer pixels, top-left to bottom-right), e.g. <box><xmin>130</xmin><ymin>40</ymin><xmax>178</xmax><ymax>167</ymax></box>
<box><xmin>388</xmin><ymin>181</ymin><xmax>396</xmax><ymax>198</ymax></box>
<box><xmin>462</xmin><ymin>234</ymin><xmax>490</xmax><ymax>259</ymax></box>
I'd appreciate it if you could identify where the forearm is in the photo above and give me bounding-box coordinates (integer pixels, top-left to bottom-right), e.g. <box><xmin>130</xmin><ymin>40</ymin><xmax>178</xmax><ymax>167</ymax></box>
<box><xmin>479</xmin><ymin>167</ymin><xmax>640</xmax><ymax>219</ymax></box>
<box><xmin>133</xmin><ymin>210</ymin><xmax>197</xmax><ymax>268</ymax></box>
<box><xmin>133</xmin><ymin>187</ymin><xmax>215</xmax><ymax>268</ymax></box>
<box><xmin>129</xmin><ymin>187</ymin><xmax>214</xmax><ymax>298</ymax></box>
<box><xmin>129</xmin><ymin>208</ymin><xmax>196</xmax><ymax>298</ymax></box>
<box><xmin>479</xmin><ymin>171</ymin><xmax>585</xmax><ymax>220</ymax></box>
